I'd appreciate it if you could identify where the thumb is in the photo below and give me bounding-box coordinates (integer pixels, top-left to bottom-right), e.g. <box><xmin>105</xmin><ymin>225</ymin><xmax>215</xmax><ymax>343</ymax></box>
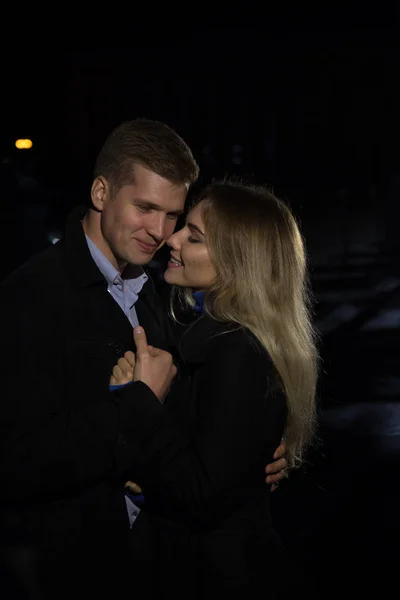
<box><xmin>133</xmin><ymin>326</ymin><xmax>149</xmax><ymax>357</ymax></box>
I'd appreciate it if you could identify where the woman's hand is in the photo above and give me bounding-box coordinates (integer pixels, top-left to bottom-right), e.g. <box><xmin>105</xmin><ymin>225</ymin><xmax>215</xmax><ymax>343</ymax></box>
<box><xmin>110</xmin><ymin>351</ymin><xmax>135</xmax><ymax>386</ymax></box>
<box><xmin>124</xmin><ymin>480</ymin><xmax>143</xmax><ymax>495</ymax></box>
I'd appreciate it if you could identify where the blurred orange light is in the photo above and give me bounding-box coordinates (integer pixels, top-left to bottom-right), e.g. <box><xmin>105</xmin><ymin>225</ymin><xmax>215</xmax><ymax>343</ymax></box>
<box><xmin>15</xmin><ymin>139</ymin><xmax>33</xmax><ymax>150</ymax></box>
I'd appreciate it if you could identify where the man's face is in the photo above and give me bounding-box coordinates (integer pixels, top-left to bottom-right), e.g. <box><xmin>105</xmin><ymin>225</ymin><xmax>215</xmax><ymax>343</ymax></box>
<box><xmin>91</xmin><ymin>164</ymin><xmax>187</xmax><ymax>271</ymax></box>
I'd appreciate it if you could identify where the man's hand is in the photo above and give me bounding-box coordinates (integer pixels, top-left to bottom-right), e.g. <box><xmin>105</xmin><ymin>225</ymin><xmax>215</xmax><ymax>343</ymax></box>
<box><xmin>133</xmin><ymin>326</ymin><xmax>177</xmax><ymax>402</ymax></box>
<box><xmin>265</xmin><ymin>439</ymin><xmax>288</xmax><ymax>491</ymax></box>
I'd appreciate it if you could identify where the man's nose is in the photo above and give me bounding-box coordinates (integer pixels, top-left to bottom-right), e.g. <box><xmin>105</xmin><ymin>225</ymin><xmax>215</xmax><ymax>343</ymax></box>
<box><xmin>147</xmin><ymin>213</ymin><xmax>166</xmax><ymax>242</ymax></box>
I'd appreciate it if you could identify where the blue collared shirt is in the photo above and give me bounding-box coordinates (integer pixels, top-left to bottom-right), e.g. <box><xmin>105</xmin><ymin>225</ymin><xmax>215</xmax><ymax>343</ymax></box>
<box><xmin>85</xmin><ymin>235</ymin><xmax>148</xmax><ymax>328</ymax></box>
<box><xmin>85</xmin><ymin>234</ymin><xmax>147</xmax><ymax>527</ymax></box>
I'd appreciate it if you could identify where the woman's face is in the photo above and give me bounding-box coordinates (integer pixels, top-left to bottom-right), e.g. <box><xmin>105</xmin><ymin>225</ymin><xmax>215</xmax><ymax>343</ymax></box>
<box><xmin>164</xmin><ymin>201</ymin><xmax>217</xmax><ymax>290</ymax></box>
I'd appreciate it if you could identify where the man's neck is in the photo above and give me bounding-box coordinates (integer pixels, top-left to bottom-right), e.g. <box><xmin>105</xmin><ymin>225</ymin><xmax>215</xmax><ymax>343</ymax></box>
<box><xmin>121</xmin><ymin>263</ymin><xmax>144</xmax><ymax>280</ymax></box>
<box><xmin>82</xmin><ymin>210</ymin><xmax>125</xmax><ymax>274</ymax></box>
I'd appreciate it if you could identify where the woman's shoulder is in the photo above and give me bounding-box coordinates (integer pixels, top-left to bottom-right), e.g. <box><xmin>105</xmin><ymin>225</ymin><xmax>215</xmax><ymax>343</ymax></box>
<box><xmin>209</xmin><ymin>324</ymin><xmax>270</xmax><ymax>363</ymax></box>
<box><xmin>180</xmin><ymin>315</ymin><xmax>270</xmax><ymax>366</ymax></box>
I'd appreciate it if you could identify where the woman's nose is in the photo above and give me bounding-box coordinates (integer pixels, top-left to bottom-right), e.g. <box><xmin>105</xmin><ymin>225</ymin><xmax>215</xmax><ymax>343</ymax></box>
<box><xmin>166</xmin><ymin>231</ymin><xmax>180</xmax><ymax>249</ymax></box>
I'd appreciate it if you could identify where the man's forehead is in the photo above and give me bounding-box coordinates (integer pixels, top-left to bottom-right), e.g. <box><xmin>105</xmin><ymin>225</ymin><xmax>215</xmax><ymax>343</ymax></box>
<box><xmin>121</xmin><ymin>168</ymin><xmax>188</xmax><ymax>212</ymax></box>
<box><xmin>131</xmin><ymin>163</ymin><xmax>189</xmax><ymax>190</ymax></box>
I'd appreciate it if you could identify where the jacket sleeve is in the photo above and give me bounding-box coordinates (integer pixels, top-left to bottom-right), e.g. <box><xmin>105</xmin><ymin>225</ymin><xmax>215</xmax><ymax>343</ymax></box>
<box><xmin>116</xmin><ymin>335</ymin><xmax>287</xmax><ymax>527</ymax></box>
<box><xmin>0</xmin><ymin>297</ymin><xmax>168</xmax><ymax>506</ymax></box>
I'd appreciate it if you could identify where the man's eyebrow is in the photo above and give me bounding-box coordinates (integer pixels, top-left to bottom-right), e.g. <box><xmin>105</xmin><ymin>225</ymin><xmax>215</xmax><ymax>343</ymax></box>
<box><xmin>134</xmin><ymin>199</ymin><xmax>184</xmax><ymax>216</ymax></box>
<box><xmin>187</xmin><ymin>222</ymin><xmax>205</xmax><ymax>236</ymax></box>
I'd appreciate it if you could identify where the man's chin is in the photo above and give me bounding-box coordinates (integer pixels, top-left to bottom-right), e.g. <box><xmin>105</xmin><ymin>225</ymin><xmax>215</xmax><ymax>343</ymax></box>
<box><xmin>135</xmin><ymin>249</ymin><xmax>158</xmax><ymax>262</ymax></box>
<box><xmin>122</xmin><ymin>254</ymin><xmax>156</xmax><ymax>271</ymax></box>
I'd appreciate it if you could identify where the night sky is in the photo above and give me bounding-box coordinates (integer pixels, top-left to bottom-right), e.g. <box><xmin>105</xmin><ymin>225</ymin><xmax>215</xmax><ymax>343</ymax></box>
<box><xmin>2</xmin><ymin>11</ymin><xmax>399</xmax><ymax>199</ymax></box>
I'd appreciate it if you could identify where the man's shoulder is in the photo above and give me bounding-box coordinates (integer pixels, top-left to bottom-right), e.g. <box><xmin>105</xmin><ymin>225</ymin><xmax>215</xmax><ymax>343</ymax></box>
<box><xmin>1</xmin><ymin>240</ymin><xmax>65</xmax><ymax>294</ymax></box>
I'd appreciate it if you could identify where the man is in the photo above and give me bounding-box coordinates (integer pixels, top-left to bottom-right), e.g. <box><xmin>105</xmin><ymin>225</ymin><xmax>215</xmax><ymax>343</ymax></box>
<box><xmin>0</xmin><ymin>119</ymin><xmax>286</xmax><ymax>599</ymax></box>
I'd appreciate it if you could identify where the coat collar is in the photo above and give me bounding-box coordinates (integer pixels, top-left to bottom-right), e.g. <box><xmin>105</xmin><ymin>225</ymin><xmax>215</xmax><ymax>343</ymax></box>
<box><xmin>178</xmin><ymin>313</ymin><xmax>241</xmax><ymax>364</ymax></box>
<box><xmin>62</xmin><ymin>205</ymin><xmax>104</xmax><ymax>288</ymax></box>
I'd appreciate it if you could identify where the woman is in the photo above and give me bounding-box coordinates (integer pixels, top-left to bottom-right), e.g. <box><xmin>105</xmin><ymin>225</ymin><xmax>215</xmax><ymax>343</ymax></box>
<box><xmin>112</xmin><ymin>179</ymin><xmax>319</xmax><ymax>597</ymax></box>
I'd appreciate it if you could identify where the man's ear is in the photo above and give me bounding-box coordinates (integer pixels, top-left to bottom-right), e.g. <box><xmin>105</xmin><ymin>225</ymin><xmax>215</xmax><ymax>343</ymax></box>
<box><xmin>91</xmin><ymin>176</ymin><xmax>108</xmax><ymax>211</ymax></box>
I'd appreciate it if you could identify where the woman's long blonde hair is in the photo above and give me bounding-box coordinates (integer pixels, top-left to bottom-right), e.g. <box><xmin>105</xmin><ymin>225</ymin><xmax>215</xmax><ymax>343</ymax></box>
<box><xmin>172</xmin><ymin>179</ymin><xmax>319</xmax><ymax>470</ymax></box>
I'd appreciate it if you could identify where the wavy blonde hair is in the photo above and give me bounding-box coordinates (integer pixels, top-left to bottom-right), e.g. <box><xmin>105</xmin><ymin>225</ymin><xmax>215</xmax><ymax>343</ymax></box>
<box><xmin>172</xmin><ymin>179</ymin><xmax>319</xmax><ymax>469</ymax></box>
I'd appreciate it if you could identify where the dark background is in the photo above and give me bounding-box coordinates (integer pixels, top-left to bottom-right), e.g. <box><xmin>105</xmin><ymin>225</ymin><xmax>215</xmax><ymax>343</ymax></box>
<box><xmin>1</xmin><ymin>8</ymin><xmax>399</xmax><ymax>598</ymax></box>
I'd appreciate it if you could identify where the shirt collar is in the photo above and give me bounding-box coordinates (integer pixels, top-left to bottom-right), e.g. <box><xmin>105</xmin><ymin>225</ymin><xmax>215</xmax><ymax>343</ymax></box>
<box><xmin>85</xmin><ymin>234</ymin><xmax>148</xmax><ymax>288</ymax></box>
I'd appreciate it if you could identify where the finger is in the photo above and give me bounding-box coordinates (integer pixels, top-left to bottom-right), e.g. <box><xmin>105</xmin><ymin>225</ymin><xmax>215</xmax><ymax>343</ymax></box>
<box><xmin>112</xmin><ymin>365</ymin><xmax>124</xmax><ymax>380</ymax></box>
<box><xmin>112</xmin><ymin>365</ymin><xmax>131</xmax><ymax>385</ymax></box>
<box><xmin>124</xmin><ymin>480</ymin><xmax>143</xmax><ymax>494</ymax></box>
<box><xmin>133</xmin><ymin>326</ymin><xmax>149</xmax><ymax>357</ymax></box>
<box><xmin>273</xmin><ymin>439</ymin><xmax>286</xmax><ymax>459</ymax></box>
<box><xmin>266</xmin><ymin>471</ymin><xmax>285</xmax><ymax>485</ymax></box>
<box><xmin>123</xmin><ymin>351</ymin><xmax>136</xmax><ymax>368</ymax></box>
<box><xmin>119</xmin><ymin>369</ymin><xmax>133</xmax><ymax>382</ymax></box>
<box><xmin>110</xmin><ymin>375</ymin><xmax>117</xmax><ymax>385</ymax></box>
<box><xmin>118</xmin><ymin>357</ymin><xmax>133</xmax><ymax>376</ymax></box>
<box><xmin>265</xmin><ymin>457</ymin><xmax>287</xmax><ymax>475</ymax></box>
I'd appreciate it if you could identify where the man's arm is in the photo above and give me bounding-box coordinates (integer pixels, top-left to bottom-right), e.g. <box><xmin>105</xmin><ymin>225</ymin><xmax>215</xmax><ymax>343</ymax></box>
<box><xmin>0</xmin><ymin>307</ymin><xmax>173</xmax><ymax>505</ymax></box>
<box><xmin>112</xmin><ymin>343</ymin><xmax>289</xmax><ymax>490</ymax></box>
